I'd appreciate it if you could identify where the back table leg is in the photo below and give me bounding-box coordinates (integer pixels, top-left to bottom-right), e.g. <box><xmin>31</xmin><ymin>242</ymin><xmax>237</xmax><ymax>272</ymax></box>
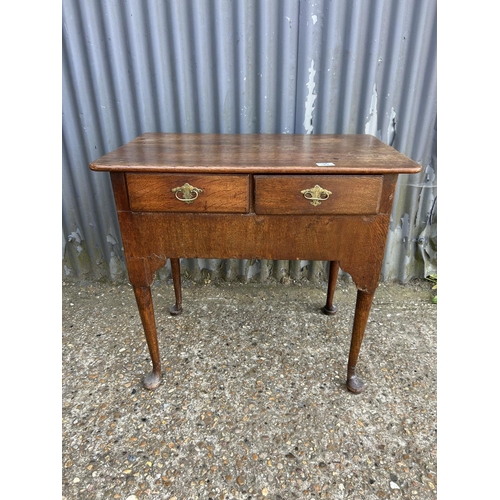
<box><xmin>133</xmin><ymin>285</ymin><xmax>162</xmax><ymax>390</ymax></box>
<box><xmin>169</xmin><ymin>258</ymin><xmax>183</xmax><ymax>316</ymax></box>
<box><xmin>323</xmin><ymin>260</ymin><xmax>340</xmax><ymax>315</ymax></box>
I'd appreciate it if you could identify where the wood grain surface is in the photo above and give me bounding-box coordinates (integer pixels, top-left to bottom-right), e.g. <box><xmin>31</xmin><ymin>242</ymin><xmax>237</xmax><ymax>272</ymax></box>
<box><xmin>254</xmin><ymin>175</ymin><xmax>383</xmax><ymax>215</ymax></box>
<box><xmin>90</xmin><ymin>133</ymin><xmax>422</xmax><ymax>174</ymax></box>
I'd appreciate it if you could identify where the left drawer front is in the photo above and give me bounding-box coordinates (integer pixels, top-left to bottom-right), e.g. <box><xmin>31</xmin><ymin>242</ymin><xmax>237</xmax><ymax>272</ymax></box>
<box><xmin>127</xmin><ymin>174</ymin><xmax>250</xmax><ymax>213</ymax></box>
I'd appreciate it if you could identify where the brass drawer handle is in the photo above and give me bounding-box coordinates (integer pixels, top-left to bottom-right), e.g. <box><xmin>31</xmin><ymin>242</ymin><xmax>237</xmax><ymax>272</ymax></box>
<box><xmin>301</xmin><ymin>185</ymin><xmax>332</xmax><ymax>206</ymax></box>
<box><xmin>171</xmin><ymin>183</ymin><xmax>203</xmax><ymax>204</ymax></box>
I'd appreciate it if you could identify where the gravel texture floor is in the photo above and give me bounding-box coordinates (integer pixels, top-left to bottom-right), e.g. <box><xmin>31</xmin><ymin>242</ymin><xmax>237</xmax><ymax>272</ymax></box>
<box><xmin>62</xmin><ymin>277</ymin><xmax>437</xmax><ymax>500</ymax></box>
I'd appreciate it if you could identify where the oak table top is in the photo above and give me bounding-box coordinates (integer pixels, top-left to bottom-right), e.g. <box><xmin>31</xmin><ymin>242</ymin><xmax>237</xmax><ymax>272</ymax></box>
<box><xmin>90</xmin><ymin>133</ymin><xmax>421</xmax><ymax>174</ymax></box>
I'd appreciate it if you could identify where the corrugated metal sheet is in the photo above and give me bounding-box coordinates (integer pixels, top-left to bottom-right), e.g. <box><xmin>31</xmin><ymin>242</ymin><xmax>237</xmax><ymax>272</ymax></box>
<box><xmin>62</xmin><ymin>0</ymin><xmax>437</xmax><ymax>283</ymax></box>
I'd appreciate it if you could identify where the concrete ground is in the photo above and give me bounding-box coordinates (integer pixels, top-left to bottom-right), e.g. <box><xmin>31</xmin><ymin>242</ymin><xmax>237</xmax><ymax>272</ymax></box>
<box><xmin>62</xmin><ymin>277</ymin><xmax>437</xmax><ymax>500</ymax></box>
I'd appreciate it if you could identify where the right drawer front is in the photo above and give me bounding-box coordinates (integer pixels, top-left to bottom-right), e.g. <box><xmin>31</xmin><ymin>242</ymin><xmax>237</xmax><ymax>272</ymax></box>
<box><xmin>254</xmin><ymin>175</ymin><xmax>383</xmax><ymax>215</ymax></box>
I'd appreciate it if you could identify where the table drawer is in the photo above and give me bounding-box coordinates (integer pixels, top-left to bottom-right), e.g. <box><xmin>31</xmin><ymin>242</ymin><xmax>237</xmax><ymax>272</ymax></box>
<box><xmin>127</xmin><ymin>173</ymin><xmax>250</xmax><ymax>213</ymax></box>
<box><xmin>254</xmin><ymin>175</ymin><xmax>383</xmax><ymax>215</ymax></box>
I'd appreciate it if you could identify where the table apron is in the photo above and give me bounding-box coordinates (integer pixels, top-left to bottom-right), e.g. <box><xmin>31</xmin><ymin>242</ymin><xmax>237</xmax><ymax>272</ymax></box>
<box><xmin>118</xmin><ymin>211</ymin><xmax>390</xmax><ymax>292</ymax></box>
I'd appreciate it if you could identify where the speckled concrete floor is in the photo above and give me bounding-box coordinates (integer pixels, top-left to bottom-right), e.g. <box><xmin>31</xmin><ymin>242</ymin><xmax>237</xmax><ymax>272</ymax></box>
<box><xmin>62</xmin><ymin>277</ymin><xmax>436</xmax><ymax>500</ymax></box>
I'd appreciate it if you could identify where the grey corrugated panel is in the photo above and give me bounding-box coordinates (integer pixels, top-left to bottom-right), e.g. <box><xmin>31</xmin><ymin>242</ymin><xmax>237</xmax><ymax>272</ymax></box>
<box><xmin>62</xmin><ymin>0</ymin><xmax>437</xmax><ymax>283</ymax></box>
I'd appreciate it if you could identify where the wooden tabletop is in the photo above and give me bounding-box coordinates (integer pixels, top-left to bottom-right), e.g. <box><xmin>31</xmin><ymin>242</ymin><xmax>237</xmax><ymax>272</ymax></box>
<box><xmin>90</xmin><ymin>133</ymin><xmax>422</xmax><ymax>175</ymax></box>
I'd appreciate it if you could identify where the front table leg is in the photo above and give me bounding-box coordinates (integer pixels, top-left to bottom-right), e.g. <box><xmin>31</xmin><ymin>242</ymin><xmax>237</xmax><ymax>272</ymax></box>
<box><xmin>346</xmin><ymin>289</ymin><xmax>375</xmax><ymax>394</ymax></box>
<box><xmin>133</xmin><ymin>285</ymin><xmax>162</xmax><ymax>390</ymax></box>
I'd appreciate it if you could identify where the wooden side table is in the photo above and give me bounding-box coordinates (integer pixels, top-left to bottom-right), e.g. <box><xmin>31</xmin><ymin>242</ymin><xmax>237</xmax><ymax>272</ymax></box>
<box><xmin>90</xmin><ymin>133</ymin><xmax>421</xmax><ymax>393</ymax></box>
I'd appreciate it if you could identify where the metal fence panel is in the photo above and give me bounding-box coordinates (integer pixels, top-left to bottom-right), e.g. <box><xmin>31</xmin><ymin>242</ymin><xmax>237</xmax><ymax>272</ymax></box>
<box><xmin>62</xmin><ymin>0</ymin><xmax>437</xmax><ymax>283</ymax></box>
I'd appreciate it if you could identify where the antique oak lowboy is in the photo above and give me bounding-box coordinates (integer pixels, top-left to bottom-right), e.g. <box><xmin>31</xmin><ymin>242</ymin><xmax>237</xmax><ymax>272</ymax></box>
<box><xmin>90</xmin><ymin>133</ymin><xmax>421</xmax><ymax>393</ymax></box>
